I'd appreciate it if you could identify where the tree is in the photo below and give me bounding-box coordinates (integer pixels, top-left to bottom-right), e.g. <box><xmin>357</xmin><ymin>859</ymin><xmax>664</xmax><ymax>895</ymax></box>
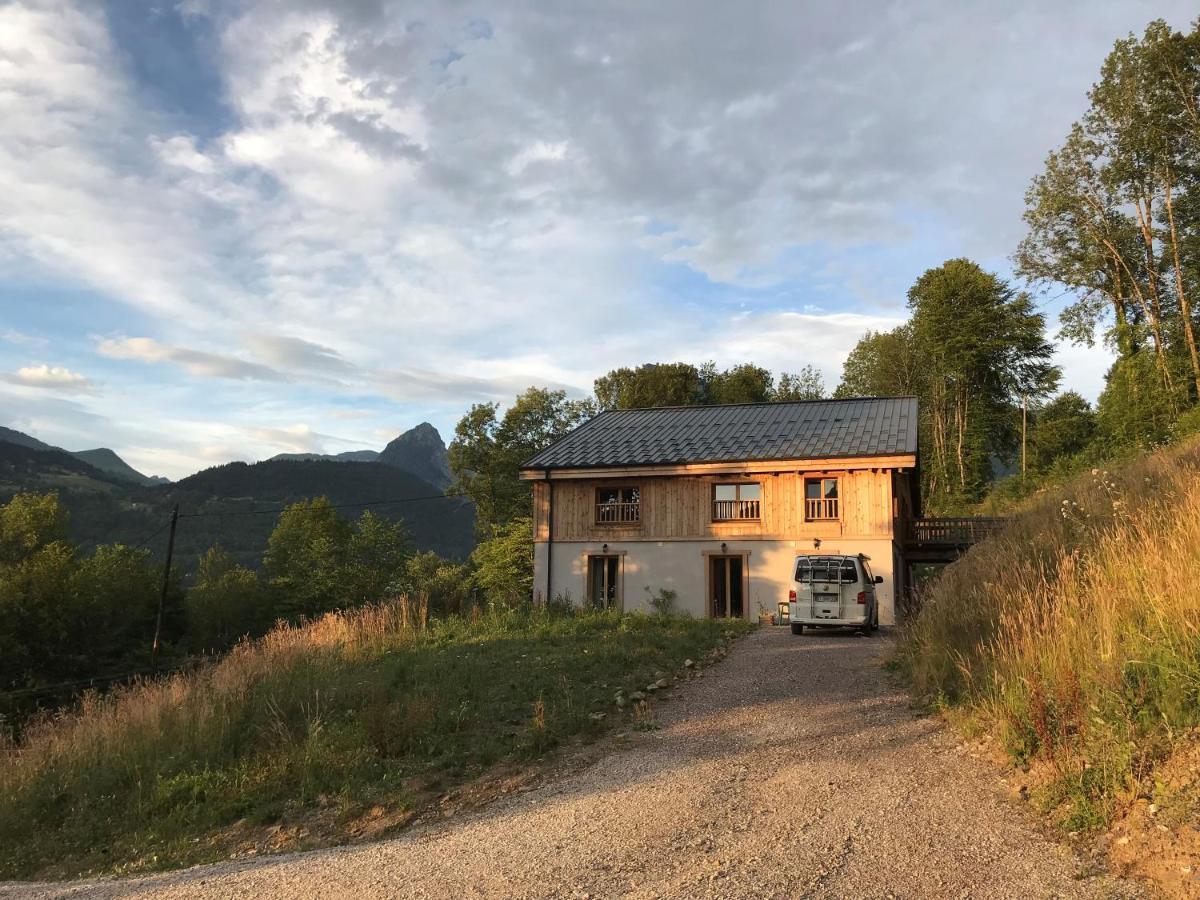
<box><xmin>1029</xmin><ymin>392</ymin><xmax>1096</xmax><ymax>473</ymax></box>
<box><xmin>594</xmin><ymin>363</ymin><xmax>704</xmax><ymax>409</ymax></box>
<box><xmin>1095</xmin><ymin>351</ymin><xmax>1179</xmax><ymax>450</ymax></box>
<box><xmin>344</xmin><ymin>511</ymin><xmax>411</xmax><ymax>606</ymax></box>
<box><xmin>264</xmin><ymin>497</ymin><xmax>352</xmax><ymax>618</ymax></box>
<box><xmin>263</xmin><ymin>499</ymin><xmax>411</xmax><ymax>618</ymax></box>
<box><xmin>0</xmin><ymin>491</ymin><xmax>68</xmax><ymax>565</ymax></box>
<box><xmin>0</xmin><ymin>492</ymin><xmax>166</xmax><ymax>699</ymax></box>
<box><xmin>908</xmin><ymin>259</ymin><xmax>1059</xmax><ymax>507</ymax></box>
<box><xmin>835</xmin><ymin>326</ymin><xmax>921</xmax><ymax>399</ymax></box>
<box><xmin>774</xmin><ymin>365</ymin><xmax>826</xmax><ymax>401</ymax></box>
<box><xmin>470</xmin><ymin>517</ymin><xmax>534</xmax><ymax>608</ymax></box>
<box><xmin>448</xmin><ymin>387</ymin><xmax>594</xmax><ymax>533</ymax></box>
<box><xmin>703</xmin><ymin>362</ymin><xmax>774</xmax><ymax>404</ymax></box>
<box><xmin>1019</xmin><ymin>19</ymin><xmax>1200</xmax><ymax>411</ymax></box>
<box><xmin>186</xmin><ymin>546</ymin><xmax>275</xmax><ymax>652</ymax></box>
<box><xmin>1015</xmin><ymin>124</ymin><xmax>1144</xmax><ymax>359</ymax></box>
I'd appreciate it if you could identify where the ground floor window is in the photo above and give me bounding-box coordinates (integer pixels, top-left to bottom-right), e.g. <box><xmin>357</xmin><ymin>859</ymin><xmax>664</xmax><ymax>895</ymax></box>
<box><xmin>709</xmin><ymin>555</ymin><xmax>744</xmax><ymax>619</ymax></box>
<box><xmin>587</xmin><ymin>555</ymin><xmax>621</xmax><ymax>610</ymax></box>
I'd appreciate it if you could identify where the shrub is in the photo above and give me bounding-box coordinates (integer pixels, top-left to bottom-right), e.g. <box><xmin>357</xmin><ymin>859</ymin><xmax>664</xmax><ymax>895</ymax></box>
<box><xmin>644</xmin><ymin>586</ymin><xmax>678</xmax><ymax>615</ymax></box>
<box><xmin>469</xmin><ymin>516</ymin><xmax>533</xmax><ymax>608</ymax></box>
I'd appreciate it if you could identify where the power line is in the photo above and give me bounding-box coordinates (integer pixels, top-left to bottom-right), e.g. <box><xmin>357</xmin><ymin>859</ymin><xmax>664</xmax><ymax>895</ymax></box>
<box><xmin>0</xmin><ymin>661</ymin><xmax>193</xmax><ymax>700</ymax></box>
<box><xmin>129</xmin><ymin>517</ymin><xmax>172</xmax><ymax>550</ymax></box>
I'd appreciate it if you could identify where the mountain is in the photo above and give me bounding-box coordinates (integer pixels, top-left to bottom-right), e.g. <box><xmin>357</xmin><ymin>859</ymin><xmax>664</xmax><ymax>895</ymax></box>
<box><xmin>378</xmin><ymin>423</ymin><xmax>452</xmax><ymax>490</ymax></box>
<box><xmin>0</xmin><ymin>444</ymin><xmax>474</xmax><ymax>573</ymax></box>
<box><xmin>265</xmin><ymin>423</ymin><xmax>453</xmax><ymax>491</ymax></box>
<box><xmin>0</xmin><ymin>425</ymin><xmax>168</xmax><ymax>486</ymax></box>
<box><xmin>270</xmin><ymin>450</ymin><xmax>380</xmax><ymax>463</ymax></box>
<box><xmin>0</xmin><ymin>441</ymin><xmax>130</xmax><ymax>493</ymax></box>
<box><xmin>167</xmin><ymin>458</ymin><xmax>473</xmax><ymax>567</ymax></box>
<box><xmin>0</xmin><ymin>425</ymin><xmax>56</xmax><ymax>452</ymax></box>
<box><xmin>72</xmin><ymin>448</ymin><xmax>169</xmax><ymax>486</ymax></box>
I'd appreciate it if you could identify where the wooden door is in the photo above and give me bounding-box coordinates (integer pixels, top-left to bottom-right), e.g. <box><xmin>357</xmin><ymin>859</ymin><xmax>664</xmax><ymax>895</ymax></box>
<box><xmin>709</xmin><ymin>556</ymin><xmax>744</xmax><ymax>619</ymax></box>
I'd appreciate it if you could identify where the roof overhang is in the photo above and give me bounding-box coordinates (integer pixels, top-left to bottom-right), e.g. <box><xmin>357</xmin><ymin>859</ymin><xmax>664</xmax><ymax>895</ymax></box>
<box><xmin>519</xmin><ymin>454</ymin><xmax>917</xmax><ymax>481</ymax></box>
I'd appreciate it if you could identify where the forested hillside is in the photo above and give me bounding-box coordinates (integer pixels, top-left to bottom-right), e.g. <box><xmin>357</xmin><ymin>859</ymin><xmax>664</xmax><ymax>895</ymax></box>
<box><xmin>0</xmin><ymin>444</ymin><xmax>474</xmax><ymax>573</ymax></box>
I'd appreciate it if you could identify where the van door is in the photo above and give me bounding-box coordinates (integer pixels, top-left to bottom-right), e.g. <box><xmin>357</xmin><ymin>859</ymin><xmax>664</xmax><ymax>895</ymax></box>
<box><xmin>806</xmin><ymin>557</ymin><xmax>848</xmax><ymax>620</ymax></box>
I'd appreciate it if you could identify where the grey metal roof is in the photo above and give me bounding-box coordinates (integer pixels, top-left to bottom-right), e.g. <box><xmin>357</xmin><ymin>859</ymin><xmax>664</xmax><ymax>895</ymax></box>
<box><xmin>522</xmin><ymin>397</ymin><xmax>918</xmax><ymax>470</ymax></box>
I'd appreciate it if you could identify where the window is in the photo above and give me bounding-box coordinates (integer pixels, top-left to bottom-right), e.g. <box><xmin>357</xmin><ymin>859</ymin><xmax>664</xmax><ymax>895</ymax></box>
<box><xmin>596</xmin><ymin>486</ymin><xmax>640</xmax><ymax>524</ymax></box>
<box><xmin>794</xmin><ymin>556</ymin><xmax>858</xmax><ymax>584</ymax></box>
<box><xmin>805</xmin><ymin>477</ymin><xmax>839</xmax><ymax>520</ymax></box>
<box><xmin>712</xmin><ymin>483</ymin><xmax>761</xmax><ymax>521</ymax></box>
<box><xmin>588</xmin><ymin>555</ymin><xmax>621</xmax><ymax>610</ymax></box>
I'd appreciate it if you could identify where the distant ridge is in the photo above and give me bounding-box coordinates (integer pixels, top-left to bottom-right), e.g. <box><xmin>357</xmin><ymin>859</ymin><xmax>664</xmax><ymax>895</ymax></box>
<box><xmin>267</xmin><ymin>423</ymin><xmax>452</xmax><ymax>491</ymax></box>
<box><xmin>0</xmin><ymin>425</ymin><xmax>168</xmax><ymax>486</ymax></box>
<box><xmin>270</xmin><ymin>450</ymin><xmax>380</xmax><ymax>463</ymax></box>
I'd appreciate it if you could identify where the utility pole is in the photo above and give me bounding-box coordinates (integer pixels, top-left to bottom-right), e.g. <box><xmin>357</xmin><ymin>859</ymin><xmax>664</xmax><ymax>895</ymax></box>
<box><xmin>1021</xmin><ymin>395</ymin><xmax>1028</xmax><ymax>480</ymax></box>
<box><xmin>152</xmin><ymin>504</ymin><xmax>179</xmax><ymax>672</ymax></box>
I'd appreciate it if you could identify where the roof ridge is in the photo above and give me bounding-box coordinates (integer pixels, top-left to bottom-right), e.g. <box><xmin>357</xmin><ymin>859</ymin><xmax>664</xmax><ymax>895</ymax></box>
<box><xmin>594</xmin><ymin>395</ymin><xmax>917</xmax><ymax>414</ymax></box>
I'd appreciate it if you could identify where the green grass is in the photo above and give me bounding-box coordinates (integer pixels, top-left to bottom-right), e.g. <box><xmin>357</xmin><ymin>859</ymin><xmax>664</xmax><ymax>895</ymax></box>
<box><xmin>0</xmin><ymin>604</ymin><xmax>750</xmax><ymax>880</ymax></box>
<box><xmin>892</xmin><ymin>437</ymin><xmax>1200</xmax><ymax>832</ymax></box>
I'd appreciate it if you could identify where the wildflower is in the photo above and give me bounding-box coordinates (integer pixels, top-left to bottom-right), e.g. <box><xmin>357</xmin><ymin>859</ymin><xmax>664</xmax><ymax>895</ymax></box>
<box><xmin>1091</xmin><ymin>468</ymin><xmax>1099</xmax><ymax>476</ymax></box>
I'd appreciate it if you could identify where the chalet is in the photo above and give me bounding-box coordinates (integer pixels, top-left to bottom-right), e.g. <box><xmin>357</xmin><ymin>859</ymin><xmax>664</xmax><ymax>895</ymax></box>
<box><xmin>520</xmin><ymin>397</ymin><xmax>921</xmax><ymax>625</ymax></box>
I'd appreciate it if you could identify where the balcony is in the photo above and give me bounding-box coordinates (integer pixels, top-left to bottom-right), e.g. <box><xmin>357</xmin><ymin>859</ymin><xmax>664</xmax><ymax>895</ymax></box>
<box><xmin>712</xmin><ymin>498</ymin><xmax>760</xmax><ymax>521</ymax></box>
<box><xmin>805</xmin><ymin>497</ymin><xmax>839</xmax><ymax>520</ymax></box>
<box><xmin>596</xmin><ymin>501</ymin><xmax>640</xmax><ymax>524</ymax></box>
<box><xmin>909</xmin><ymin>517</ymin><xmax>1007</xmax><ymax>548</ymax></box>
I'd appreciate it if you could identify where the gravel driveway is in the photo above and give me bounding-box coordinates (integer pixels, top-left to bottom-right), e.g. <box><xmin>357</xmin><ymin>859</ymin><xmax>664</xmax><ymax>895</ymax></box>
<box><xmin>3</xmin><ymin>627</ymin><xmax>1140</xmax><ymax>900</ymax></box>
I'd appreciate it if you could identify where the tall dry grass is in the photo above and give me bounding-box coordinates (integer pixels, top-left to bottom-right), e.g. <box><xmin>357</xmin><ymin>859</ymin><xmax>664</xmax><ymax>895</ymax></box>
<box><xmin>0</xmin><ymin>595</ymin><xmax>744</xmax><ymax>878</ymax></box>
<box><xmin>895</xmin><ymin>437</ymin><xmax>1200</xmax><ymax>828</ymax></box>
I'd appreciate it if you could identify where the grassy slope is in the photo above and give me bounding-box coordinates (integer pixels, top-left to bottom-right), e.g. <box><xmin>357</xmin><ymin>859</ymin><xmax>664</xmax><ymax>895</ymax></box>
<box><xmin>0</xmin><ymin>605</ymin><xmax>750</xmax><ymax>880</ymax></box>
<box><xmin>893</xmin><ymin>436</ymin><xmax>1200</xmax><ymax>832</ymax></box>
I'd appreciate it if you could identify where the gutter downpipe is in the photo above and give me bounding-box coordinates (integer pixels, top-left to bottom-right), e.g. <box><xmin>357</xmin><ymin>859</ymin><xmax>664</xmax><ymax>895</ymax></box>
<box><xmin>544</xmin><ymin>469</ymin><xmax>553</xmax><ymax>607</ymax></box>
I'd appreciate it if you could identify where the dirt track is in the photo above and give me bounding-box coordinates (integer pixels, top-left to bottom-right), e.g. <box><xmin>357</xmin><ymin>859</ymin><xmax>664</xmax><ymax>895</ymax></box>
<box><xmin>2</xmin><ymin>627</ymin><xmax>1141</xmax><ymax>899</ymax></box>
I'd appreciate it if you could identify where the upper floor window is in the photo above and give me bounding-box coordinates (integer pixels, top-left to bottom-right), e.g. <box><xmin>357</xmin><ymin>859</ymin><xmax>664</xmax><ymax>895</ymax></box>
<box><xmin>713</xmin><ymin>482</ymin><xmax>761</xmax><ymax>521</ymax></box>
<box><xmin>805</xmin><ymin>477</ymin><xmax>839</xmax><ymax>520</ymax></box>
<box><xmin>596</xmin><ymin>486</ymin><xmax>640</xmax><ymax>524</ymax></box>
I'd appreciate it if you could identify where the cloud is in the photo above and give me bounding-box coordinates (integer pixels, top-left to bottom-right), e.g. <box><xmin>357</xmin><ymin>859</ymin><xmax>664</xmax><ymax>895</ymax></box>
<box><xmin>243</xmin><ymin>334</ymin><xmax>357</xmax><ymax>376</ymax></box>
<box><xmin>243</xmin><ymin>423</ymin><xmax>340</xmax><ymax>454</ymax></box>
<box><xmin>4</xmin><ymin>364</ymin><xmax>94</xmax><ymax>392</ymax></box>
<box><xmin>0</xmin><ymin>0</ymin><xmax>1167</xmax><ymax>475</ymax></box>
<box><xmin>1</xmin><ymin>329</ymin><xmax>47</xmax><ymax>347</ymax></box>
<box><xmin>96</xmin><ymin>336</ymin><xmax>287</xmax><ymax>381</ymax></box>
<box><xmin>374</xmin><ymin>367</ymin><xmax>580</xmax><ymax>404</ymax></box>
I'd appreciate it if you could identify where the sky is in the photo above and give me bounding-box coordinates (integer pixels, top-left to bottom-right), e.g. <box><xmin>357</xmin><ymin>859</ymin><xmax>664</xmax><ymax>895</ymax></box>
<box><xmin>1</xmin><ymin>0</ymin><xmax>1195</xmax><ymax>480</ymax></box>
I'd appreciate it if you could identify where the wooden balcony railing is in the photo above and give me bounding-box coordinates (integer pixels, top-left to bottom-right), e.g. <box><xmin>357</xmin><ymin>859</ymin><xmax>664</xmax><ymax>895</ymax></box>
<box><xmin>910</xmin><ymin>517</ymin><xmax>1007</xmax><ymax>546</ymax></box>
<box><xmin>713</xmin><ymin>499</ymin><xmax>761</xmax><ymax>521</ymax></box>
<box><xmin>805</xmin><ymin>497</ymin><xmax>839</xmax><ymax>520</ymax></box>
<box><xmin>596</xmin><ymin>501</ymin><xmax>641</xmax><ymax>524</ymax></box>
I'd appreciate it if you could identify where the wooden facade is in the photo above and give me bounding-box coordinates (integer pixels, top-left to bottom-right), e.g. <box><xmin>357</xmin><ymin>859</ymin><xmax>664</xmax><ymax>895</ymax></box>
<box><xmin>532</xmin><ymin>466</ymin><xmax>915</xmax><ymax>543</ymax></box>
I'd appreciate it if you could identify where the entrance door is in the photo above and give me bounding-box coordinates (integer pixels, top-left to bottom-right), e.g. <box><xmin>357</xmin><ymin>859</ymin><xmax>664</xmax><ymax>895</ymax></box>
<box><xmin>709</xmin><ymin>556</ymin><xmax>744</xmax><ymax>619</ymax></box>
<box><xmin>588</xmin><ymin>555</ymin><xmax>621</xmax><ymax>610</ymax></box>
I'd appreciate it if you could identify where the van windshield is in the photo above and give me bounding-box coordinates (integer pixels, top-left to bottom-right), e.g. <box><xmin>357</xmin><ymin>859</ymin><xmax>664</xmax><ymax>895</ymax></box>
<box><xmin>794</xmin><ymin>557</ymin><xmax>858</xmax><ymax>584</ymax></box>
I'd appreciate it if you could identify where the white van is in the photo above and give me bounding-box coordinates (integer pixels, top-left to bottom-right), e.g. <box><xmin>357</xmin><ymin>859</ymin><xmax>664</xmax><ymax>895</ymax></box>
<box><xmin>787</xmin><ymin>554</ymin><xmax>881</xmax><ymax>635</ymax></box>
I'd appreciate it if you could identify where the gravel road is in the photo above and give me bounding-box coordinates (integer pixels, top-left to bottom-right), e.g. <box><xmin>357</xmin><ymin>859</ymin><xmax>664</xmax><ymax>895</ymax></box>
<box><xmin>3</xmin><ymin>627</ymin><xmax>1140</xmax><ymax>900</ymax></box>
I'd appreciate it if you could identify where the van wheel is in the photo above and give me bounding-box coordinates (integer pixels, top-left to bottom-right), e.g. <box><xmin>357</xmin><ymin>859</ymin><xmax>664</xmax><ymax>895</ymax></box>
<box><xmin>791</xmin><ymin>624</ymin><xmax>804</xmax><ymax>636</ymax></box>
<box><xmin>871</xmin><ymin>610</ymin><xmax>879</xmax><ymax>632</ymax></box>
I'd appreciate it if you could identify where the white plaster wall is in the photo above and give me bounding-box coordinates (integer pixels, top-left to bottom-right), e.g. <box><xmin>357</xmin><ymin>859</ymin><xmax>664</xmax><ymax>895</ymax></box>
<box><xmin>535</xmin><ymin>538</ymin><xmax>899</xmax><ymax>625</ymax></box>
